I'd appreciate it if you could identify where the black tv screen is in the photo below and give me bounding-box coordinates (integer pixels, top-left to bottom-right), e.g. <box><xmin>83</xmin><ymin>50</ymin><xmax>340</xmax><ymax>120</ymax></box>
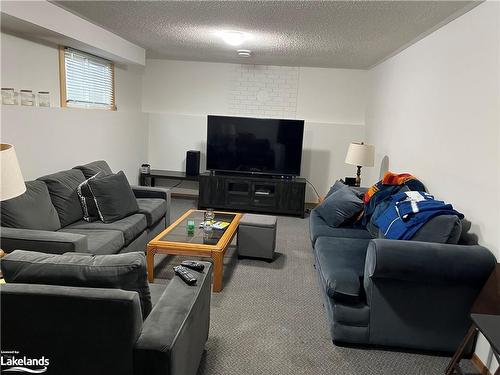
<box><xmin>206</xmin><ymin>115</ymin><xmax>304</xmax><ymax>176</ymax></box>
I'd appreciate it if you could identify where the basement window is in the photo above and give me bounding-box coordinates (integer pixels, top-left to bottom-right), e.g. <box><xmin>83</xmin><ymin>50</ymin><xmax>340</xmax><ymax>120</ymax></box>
<box><xmin>59</xmin><ymin>47</ymin><xmax>116</xmax><ymax>110</ymax></box>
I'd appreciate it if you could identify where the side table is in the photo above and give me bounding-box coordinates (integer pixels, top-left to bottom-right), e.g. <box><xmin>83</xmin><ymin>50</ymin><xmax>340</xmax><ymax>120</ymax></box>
<box><xmin>445</xmin><ymin>263</ymin><xmax>500</xmax><ymax>375</ymax></box>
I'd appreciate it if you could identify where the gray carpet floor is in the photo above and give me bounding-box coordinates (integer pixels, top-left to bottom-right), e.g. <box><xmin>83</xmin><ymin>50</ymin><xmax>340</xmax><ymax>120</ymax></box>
<box><xmin>152</xmin><ymin>197</ymin><xmax>478</xmax><ymax>375</ymax></box>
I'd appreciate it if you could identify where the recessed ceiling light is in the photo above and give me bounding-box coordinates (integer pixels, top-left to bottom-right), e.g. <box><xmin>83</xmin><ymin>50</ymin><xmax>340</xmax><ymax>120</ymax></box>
<box><xmin>237</xmin><ymin>50</ymin><xmax>252</xmax><ymax>57</ymax></box>
<box><xmin>215</xmin><ymin>30</ymin><xmax>251</xmax><ymax>46</ymax></box>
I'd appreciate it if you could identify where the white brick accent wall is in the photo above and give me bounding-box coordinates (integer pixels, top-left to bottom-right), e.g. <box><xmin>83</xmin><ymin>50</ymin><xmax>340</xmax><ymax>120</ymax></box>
<box><xmin>228</xmin><ymin>64</ymin><xmax>299</xmax><ymax>119</ymax></box>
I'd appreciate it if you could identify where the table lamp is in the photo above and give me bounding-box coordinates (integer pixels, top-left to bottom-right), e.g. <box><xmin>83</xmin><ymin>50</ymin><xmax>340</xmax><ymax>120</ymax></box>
<box><xmin>1</xmin><ymin>143</ymin><xmax>26</xmax><ymax>259</ymax></box>
<box><xmin>345</xmin><ymin>142</ymin><xmax>375</xmax><ymax>187</ymax></box>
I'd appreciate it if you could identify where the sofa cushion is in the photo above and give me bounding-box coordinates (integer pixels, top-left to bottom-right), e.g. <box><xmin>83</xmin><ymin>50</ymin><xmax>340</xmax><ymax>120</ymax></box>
<box><xmin>314</xmin><ymin>237</ymin><xmax>370</xmax><ymax>302</ymax></box>
<box><xmin>1</xmin><ymin>250</ymin><xmax>152</xmax><ymax>318</ymax></box>
<box><xmin>411</xmin><ymin>215</ymin><xmax>463</xmax><ymax>244</ymax></box>
<box><xmin>87</xmin><ymin>171</ymin><xmax>139</xmax><ymax>223</ymax></box>
<box><xmin>315</xmin><ymin>186</ymin><xmax>364</xmax><ymax>228</ymax></box>
<box><xmin>65</xmin><ymin>214</ymin><xmax>147</xmax><ymax>245</ymax></box>
<box><xmin>59</xmin><ymin>228</ymin><xmax>124</xmax><ymax>255</ymax></box>
<box><xmin>38</xmin><ymin>169</ymin><xmax>86</xmax><ymax>227</ymax></box>
<box><xmin>73</xmin><ymin>160</ymin><xmax>112</xmax><ymax>179</ymax></box>
<box><xmin>1</xmin><ymin>180</ymin><xmax>61</xmax><ymax>231</ymax></box>
<box><xmin>309</xmin><ymin>209</ymin><xmax>372</xmax><ymax>244</ymax></box>
<box><xmin>137</xmin><ymin>198</ymin><xmax>167</xmax><ymax>227</ymax></box>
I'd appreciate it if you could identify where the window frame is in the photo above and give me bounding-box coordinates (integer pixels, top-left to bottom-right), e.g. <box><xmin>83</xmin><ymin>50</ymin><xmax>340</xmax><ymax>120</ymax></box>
<box><xmin>58</xmin><ymin>46</ymin><xmax>116</xmax><ymax>111</ymax></box>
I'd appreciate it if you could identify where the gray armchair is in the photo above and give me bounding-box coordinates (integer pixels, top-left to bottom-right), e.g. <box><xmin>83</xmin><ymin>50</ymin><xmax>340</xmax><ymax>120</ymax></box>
<box><xmin>1</xmin><ymin>252</ymin><xmax>211</xmax><ymax>375</ymax></box>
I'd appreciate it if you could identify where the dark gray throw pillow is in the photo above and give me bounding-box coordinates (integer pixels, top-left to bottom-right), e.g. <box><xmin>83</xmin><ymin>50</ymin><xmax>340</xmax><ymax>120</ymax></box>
<box><xmin>1</xmin><ymin>180</ymin><xmax>61</xmax><ymax>231</ymax></box>
<box><xmin>77</xmin><ymin>173</ymin><xmax>102</xmax><ymax>222</ymax></box>
<box><xmin>1</xmin><ymin>250</ymin><xmax>152</xmax><ymax>318</ymax></box>
<box><xmin>38</xmin><ymin>169</ymin><xmax>86</xmax><ymax>227</ymax></box>
<box><xmin>87</xmin><ymin>171</ymin><xmax>139</xmax><ymax>223</ymax></box>
<box><xmin>316</xmin><ymin>186</ymin><xmax>364</xmax><ymax>227</ymax></box>
<box><xmin>325</xmin><ymin>180</ymin><xmax>347</xmax><ymax>199</ymax></box>
<box><xmin>73</xmin><ymin>160</ymin><xmax>112</xmax><ymax>179</ymax></box>
<box><xmin>326</xmin><ymin>179</ymin><xmax>364</xmax><ymax>200</ymax></box>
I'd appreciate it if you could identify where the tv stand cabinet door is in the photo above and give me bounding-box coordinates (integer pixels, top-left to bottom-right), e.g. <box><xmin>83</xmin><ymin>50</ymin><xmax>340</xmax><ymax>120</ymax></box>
<box><xmin>276</xmin><ymin>181</ymin><xmax>306</xmax><ymax>216</ymax></box>
<box><xmin>199</xmin><ymin>175</ymin><xmax>225</xmax><ymax>208</ymax></box>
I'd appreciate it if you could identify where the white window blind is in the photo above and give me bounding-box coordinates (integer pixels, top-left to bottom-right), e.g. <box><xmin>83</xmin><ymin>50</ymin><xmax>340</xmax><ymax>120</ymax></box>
<box><xmin>63</xmin><ymin>48</ymin><xmax>115</xmax><ymax>109</ymax></box>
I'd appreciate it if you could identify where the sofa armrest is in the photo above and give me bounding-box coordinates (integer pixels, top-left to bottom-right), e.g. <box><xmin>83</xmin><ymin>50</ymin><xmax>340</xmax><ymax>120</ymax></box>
<box><xmin>131</xmin><ymin>186</ymin><xmax>171</xmax><ymax>226</ymax></box>
<box><xmin>0</xmin><ymin>227</ymin><xmax>88</xmax><ymax>254</ymax></box>
<box><xmin>134</xmin><ymin>262</ymin><xmax>212</xmax><ymax>375</ymax></box>
<box><xmin>131</xmin><ymin>185</ymin><xmax>171</xmax><ymax>201</ymax></box>
<box><xmin>364</xmin><ymin>239</ymin><xmax>496</xmax><ymax>286</ymax></box>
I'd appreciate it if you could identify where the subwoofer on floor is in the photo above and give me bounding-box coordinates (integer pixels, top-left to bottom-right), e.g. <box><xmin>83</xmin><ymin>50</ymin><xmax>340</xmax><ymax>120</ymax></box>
<box><xmin>186</xmin><ymin>150</ymin><xmax>200</xmax><ymax>176</ymax></box>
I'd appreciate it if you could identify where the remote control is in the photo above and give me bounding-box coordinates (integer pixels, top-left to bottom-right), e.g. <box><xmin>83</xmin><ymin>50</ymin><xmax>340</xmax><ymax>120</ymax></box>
<box><xmin>173</xmin><ymin>265</ymin><xmax>197</xmax><ymax>285</ymax></box>
<box><xmin>181</xmin><ymin>260</ymin><xmax>205</xmax><ymax>272</ymax></box>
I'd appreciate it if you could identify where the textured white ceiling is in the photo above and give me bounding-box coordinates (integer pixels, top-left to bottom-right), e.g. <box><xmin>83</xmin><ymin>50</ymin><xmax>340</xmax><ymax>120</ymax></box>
<box><xmin>54</xmin><ymin>1</ymin><xmax>478</xmax><ymax>69</ymax></box>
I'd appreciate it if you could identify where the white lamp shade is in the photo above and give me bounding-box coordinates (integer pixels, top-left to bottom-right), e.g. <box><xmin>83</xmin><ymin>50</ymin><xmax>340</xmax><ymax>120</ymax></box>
<box><xmin>1</xmin><ymin>144</ymin><xmax>26</xmax><ymax>201</ymax></box>
<box><xmin>345</xmin><ymin>142</ymin><xmax>375</xmax><ymax>167</ymax></box>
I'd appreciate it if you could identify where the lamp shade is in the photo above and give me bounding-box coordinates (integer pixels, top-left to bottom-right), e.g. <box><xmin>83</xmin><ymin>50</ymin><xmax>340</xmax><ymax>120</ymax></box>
<box><xmin>1</xmin><ymin>144</ymin><xmax>26</xmax><ymax>201</ymax></box>
<box><xmin>345</xmin><ymin>142</ymin><xmax>375</xmax><ymax>167</ymax></box>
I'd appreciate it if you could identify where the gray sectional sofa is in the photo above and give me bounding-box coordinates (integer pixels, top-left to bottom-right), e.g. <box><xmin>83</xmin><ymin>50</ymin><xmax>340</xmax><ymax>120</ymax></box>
<box><xmin>1</xmin><ymin>160</ymin><xmax>170</xmax><ymax>255</ymax></box>
<box><xmin>0</xmin><ymin>161</ymin><xmax>212</xmax><ymax>375</ymax></box>
<box><xmin>310</xmin><ymin>186</ymin><xmax>496</xmax><ymax>353</ymax></box>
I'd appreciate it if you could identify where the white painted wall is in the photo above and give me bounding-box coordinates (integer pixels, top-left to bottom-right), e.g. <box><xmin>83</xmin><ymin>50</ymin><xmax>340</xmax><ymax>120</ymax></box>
<box><xmin>1</xmin><ymin>32</ymin><xmax>148</xmax><ymax>182</ymax></box>
<box><xmin>365</xmin><ymin>2</ymin><xmax>500</xmax><ymax>372</ymax></box>
<box><xmin>1</xmin><ymin>0</ymin><xmax>145</xmax><ymax>65</ymax></box>
<box><xmin>143</xmin><ymin>59</ymin><xmax>368</xmax><ymax>201</ymax></box>
<box><xmin>1</xmin><ymin>32</ymin><xmax>61</xmax><ymax>106</ymax></box>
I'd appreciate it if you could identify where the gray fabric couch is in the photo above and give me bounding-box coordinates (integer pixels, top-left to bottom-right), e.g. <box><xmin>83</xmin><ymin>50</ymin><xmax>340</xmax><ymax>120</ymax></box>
<box><xmin>1</xmin><ymin>161</ymin><xmax>170</xmax><ymax>255</ymax></box>
<box><xmin>1</xmin><ymin>250</ymin><xmax>211</xmax><ymax>375</ymax></box>
<box><xmin>309</xmin><ymin>187</ymin><xmax>496</xmax><ymax>353</ymax></box>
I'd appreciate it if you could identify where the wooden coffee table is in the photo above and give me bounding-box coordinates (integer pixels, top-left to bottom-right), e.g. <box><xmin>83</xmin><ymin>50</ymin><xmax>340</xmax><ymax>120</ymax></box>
<box><xmin>147</xmin><ymin>209</ymin><xmax>242</xmax><ymax>292</ymax></box>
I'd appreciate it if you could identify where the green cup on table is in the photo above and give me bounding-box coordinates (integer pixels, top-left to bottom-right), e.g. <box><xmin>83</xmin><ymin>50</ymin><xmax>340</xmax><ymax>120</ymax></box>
<box><xmin>187</xmin><ymin>219</ymin><xmax>195</xmax><ymax>234</ymax></box>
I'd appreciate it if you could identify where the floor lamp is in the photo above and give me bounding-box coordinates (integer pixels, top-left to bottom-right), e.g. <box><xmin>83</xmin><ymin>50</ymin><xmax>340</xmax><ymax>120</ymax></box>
<box><xmin>1</xmin><ymin>143</ymin><xmax>26</xmax><ymax>259</ymax></box>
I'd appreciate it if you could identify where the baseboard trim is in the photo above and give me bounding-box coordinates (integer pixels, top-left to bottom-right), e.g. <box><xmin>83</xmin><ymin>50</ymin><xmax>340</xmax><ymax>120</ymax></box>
<box><xmin>471</xmin><ymin>353</ymin><xmax>493</xmax><ymax>375</ymax></box>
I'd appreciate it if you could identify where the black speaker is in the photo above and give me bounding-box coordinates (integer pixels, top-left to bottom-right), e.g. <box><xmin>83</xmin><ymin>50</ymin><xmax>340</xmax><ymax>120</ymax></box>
<box><xmin>186</xmin><ymin>150</ymin><xmax>200</xmax><ymax>176</ymax></box>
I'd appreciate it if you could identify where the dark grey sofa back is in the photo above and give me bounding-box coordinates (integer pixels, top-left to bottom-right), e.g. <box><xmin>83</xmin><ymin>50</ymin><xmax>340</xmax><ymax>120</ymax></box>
<box><xmin>2</xmin><ymin>250</ymin><xmax>152</xmax><ymax>318</ymax></box>
<box><xmin>1</xmin><ymin>283</ymin><xmax>143</xmax><ymax>375</ymax></box>
<box><xmin>409</xmin><ymin>215</ymin><xmax>462</xmax><ymax>244</ymax></box>
<box><xmin>1</xmin><ymin>180</ymin><xmax>61</xmax><ymax>231</ymax></box>
<box><xmin>73</xmin><ymin>160</ymin><xmax>112</xmax><ymax>179</ymax></box>
<box><xmin>38</xmin><ymin>169</ymin><xmax>86</xmax><ymax>227</ymax></box>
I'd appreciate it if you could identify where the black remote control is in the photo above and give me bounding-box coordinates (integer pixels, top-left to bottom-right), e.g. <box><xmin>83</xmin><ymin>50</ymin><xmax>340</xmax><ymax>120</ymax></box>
<box><xmin>181</xmin><ymin>261</ymin><xmax>205</xmax><ymax>272</ymax></box>
<box><xmin>173</xmin><ymin>266</ymin><xmax>197</xmax><ymax>285</ymax></box>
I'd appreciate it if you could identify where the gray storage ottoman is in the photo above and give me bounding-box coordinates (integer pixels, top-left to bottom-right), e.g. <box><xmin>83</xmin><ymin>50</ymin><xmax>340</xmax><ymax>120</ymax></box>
<box><xmin>237</xmin><ymin>214</ymin><xmax>277</xmax><ymax>261</ymax></box>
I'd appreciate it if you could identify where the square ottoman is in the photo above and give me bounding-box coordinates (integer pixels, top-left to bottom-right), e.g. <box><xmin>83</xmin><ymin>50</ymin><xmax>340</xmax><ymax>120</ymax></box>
<box><xmin>237</xmin><ymin>214</ymin><xmax>277</xmax><ymax>261</ymax></box>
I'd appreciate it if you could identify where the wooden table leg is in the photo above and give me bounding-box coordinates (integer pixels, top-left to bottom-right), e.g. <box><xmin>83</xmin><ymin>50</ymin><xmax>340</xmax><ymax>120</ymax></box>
<box><xmin>147</xmin><ymin>246</ymin><xmax>155</xmax><ymax>283</ymax></box>
<box><xmin>211</xmin><ymin>251</ymin><xmax>224</xmax><ymax>292</ymax></box>
<box><xmin>445</xmin><ymin>325</ymin><xmax>477</xmax><ymax>375</ymax></box>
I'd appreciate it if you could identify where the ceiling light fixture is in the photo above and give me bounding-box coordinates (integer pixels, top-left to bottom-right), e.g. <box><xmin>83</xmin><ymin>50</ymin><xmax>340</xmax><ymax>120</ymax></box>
<box><xmin>237</xmin><ymin>50</ymin><xmax>252</xmax><ymax>57</ymax></box>
<box><xmin>215</xmin><ymin>30</ymin><xmax>251</xmax><ymax>46</ymax></box>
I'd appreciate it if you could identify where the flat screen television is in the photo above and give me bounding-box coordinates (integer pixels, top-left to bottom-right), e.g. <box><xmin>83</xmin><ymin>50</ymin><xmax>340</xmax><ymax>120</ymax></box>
<box><xmin>206</xmin><ymin>115</ymin><xmax>304</xmax><ymax>176</ymax></box>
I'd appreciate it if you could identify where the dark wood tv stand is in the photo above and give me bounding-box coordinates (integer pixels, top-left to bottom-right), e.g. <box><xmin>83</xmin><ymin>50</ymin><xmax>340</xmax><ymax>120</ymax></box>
<box><xmin>198</xmin><ymin>172</ymin><xmax>306</xmax><ymax>217</ymax></box>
